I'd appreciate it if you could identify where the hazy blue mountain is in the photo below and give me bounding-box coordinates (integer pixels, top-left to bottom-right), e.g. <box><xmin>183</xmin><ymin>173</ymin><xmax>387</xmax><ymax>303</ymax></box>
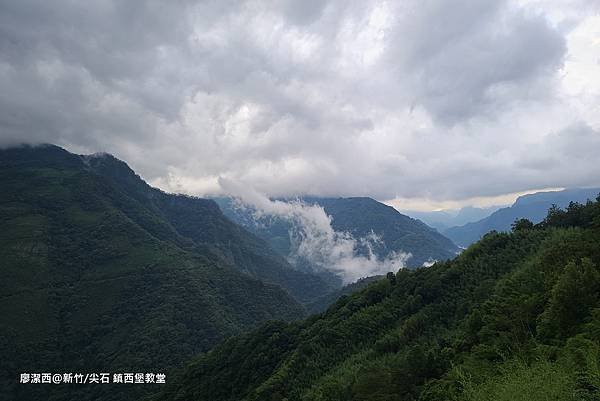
<box><xmin>444</xmin><ymin>188</ymin><xmax>600</xmax><ymax>247</ymax></box>
<box><xmin>405</xmin><ymin>205</ymin><xmax>501</xmax><ymax>232</ymax></box>
<box><xmin>216</xmin><ymin>196</ymin><xmax>460</xmax><ymax>270</ymax></box>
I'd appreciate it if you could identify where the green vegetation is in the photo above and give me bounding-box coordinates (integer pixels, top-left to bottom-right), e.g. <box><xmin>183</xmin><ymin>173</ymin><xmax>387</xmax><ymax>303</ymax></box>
<box><xmin>0</xmin><ymin>145</ymin><xmax>312</xmax><ymax>401</ymax></box>
<box><xmin>306</xmin><ymin>276</ymin><xmax>382</xmax><ymax>314</ymax></box>
<box><xmin>156</xmin><ymin>196</ymin><xmax>600</xmax><ymax>401</ymax></box>
<box><xmin>84</xmin><ymin>150</ymin><xmax>333</xmax><ymax>304</ymax></box>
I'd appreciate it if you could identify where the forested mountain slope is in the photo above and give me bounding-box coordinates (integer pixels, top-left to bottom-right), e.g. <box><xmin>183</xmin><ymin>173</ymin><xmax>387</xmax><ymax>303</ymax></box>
<box><xmin>305</xmin><ymin>276</ymin><xmax>382</xmax><ymax>314</ymax></box>
<box><xmin>83</xmin><ymin>152</ymin><xmax>332</xmax><ymax>303</ymax></box>
<box><xmin>156</xmin><ymin>196</ymin><xmax>600</xmax><ymax>401</ymax></box>
<box><xmin>0</xmin><ymin>145</ymin><xmax>312</xmax><ymax>401</ymax></box>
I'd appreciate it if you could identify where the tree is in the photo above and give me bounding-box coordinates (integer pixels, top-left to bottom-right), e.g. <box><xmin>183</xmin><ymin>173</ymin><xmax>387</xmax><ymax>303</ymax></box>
<box><xmin>538</xmin><ymin>258</ymin><xmax>600</xmax><ymax>339</ymax></box>
<box><xmin>511</xmin><ymin>218</ymin><xmax>534</xmax><ymax>232</ymax></box>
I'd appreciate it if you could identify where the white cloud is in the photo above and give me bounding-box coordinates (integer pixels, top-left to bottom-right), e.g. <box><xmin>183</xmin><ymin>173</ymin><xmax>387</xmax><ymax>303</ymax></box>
<box><xmin>220</xmin><ymin>178</ymin><xmax>410</xmax><ymax>283</ymax></box>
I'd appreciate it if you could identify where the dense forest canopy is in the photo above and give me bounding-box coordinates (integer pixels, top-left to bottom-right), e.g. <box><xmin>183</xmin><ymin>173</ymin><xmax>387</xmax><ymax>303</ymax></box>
<box><xmin>0</xmin><ymin>145</ymin><xmax>321</xmax><ymax>401</ymax></box>
<box><xmin>155</xmin><ymin>195</ymin><xmax>600</xmax><ymax>401</ymax></box>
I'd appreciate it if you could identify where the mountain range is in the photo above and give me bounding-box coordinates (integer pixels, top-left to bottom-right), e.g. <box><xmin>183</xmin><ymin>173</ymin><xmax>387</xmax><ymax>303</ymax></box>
<box><xmin>405</xmin><ymin>205</ymin><xmax>502</xmax><ymax>232</ymax></box>
<box><xmin>3</xmin><ymin>144</ymin><xmax>599</xmax><ymax>401</ymax></box>
<box><xmin>154</xmin><ymin>191</ymin><xmax>600</xmax><ymax>401</ymax></box>
<box><xmin>2</xmin><ymin>144</ymin><xmax>463</xmax><ymax>400</ymax></box>
<box><xmin>216</xmin><ymin>196</ymin><xmax>460</xmax><ymax>273</ymax></box>
<box><xmin>443</xmin><ymin>188</ymin><xmax>600</xmax><ymax>247</ymax></box>
<box><xmin>0</xmin><ymin>145</ymin><xmax>326</xmax><ymax>401</ymax></box>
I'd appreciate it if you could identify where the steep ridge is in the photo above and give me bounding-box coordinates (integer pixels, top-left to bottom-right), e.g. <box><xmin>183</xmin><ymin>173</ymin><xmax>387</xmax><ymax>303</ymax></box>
<box><xmin>85</xmin><ymin>153</ymin><xmax>333</xmax><ymax>303</ymax></box>
<box><xmin>0</xmin><ymin>145</ymin><xmax>310</xmax><ymax>401</ymax></box>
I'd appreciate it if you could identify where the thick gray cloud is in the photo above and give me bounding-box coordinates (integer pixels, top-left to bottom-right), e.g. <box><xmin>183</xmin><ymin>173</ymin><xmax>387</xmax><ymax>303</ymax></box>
<box><xmin>0</xmin><ymin>0</ymin><xmax>599</xmax><ymax>207</ymax></box>
<box><xmin>386</xmin><ymin>1</ymin><xmax>566</xmax><ymax>123</ymax></box>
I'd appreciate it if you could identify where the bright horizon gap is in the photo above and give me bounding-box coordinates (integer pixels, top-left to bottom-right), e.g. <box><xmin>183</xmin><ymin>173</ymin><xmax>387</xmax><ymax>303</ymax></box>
<box><xmin>142</xmin><ymin>163</ymin><xmax>570</xmax><ymax>213</ymax></box>
<box><xmin>383</xmin><ymin>187</ymin><xmax>566</xmax><ymax>212</ymax></box>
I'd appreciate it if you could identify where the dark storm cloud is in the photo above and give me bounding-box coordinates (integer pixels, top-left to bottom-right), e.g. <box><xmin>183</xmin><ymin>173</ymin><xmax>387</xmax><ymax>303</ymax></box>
<box><xmin>386</xmin><ymin>0</ymin><xmax>566</xmax><ymax>123</ymax></box>
<box><xmin>0</xmin><ymin>0</ymin><xmax>598</xmax><ymax>206</ymax></box>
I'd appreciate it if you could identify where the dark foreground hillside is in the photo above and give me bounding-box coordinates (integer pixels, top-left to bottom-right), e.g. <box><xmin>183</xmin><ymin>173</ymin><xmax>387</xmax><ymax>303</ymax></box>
<box><xmin>155</xmin><ymin>197</ymin><xmax>600</xmax><ymax>401</ymax></box>
<box><xmin>0</xmin><ymin>145</ymin><xmax>317</xmax><ymax>401</ymax></box>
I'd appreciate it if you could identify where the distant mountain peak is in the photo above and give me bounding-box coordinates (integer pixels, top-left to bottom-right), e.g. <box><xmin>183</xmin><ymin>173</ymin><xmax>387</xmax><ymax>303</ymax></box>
<box><xmin>217</xmin><ymin>195</ymin><xmax>459</xmax><ymax>272</ymax></box>
<box><xmin>444</xmin><ymin>187</ymin><xmax>600</xmax><ymax>247</ymax></box>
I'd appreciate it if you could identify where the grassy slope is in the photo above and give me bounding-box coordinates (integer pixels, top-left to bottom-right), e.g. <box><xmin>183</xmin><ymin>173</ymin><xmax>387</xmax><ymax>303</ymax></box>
<box><xmin>0</xmin><ymin>145</ymin><xmax>305</xmax><ymax>401</ymax></box>
<box><xmin>156</xmin><ymin>197</ymin><xmax>600</xmax><ymax>401</ymax></box>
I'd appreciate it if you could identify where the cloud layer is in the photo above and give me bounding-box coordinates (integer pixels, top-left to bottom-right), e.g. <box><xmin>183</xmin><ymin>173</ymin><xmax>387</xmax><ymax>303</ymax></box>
<box><xmin>220</xmin><ymin>178</ymin><xmax>410</xmax><ymax>283</ymax></box>
<box><xmin>1</xmin><ymin>0</ymin><xmax>599</xmax><ymax>207</ymax></box>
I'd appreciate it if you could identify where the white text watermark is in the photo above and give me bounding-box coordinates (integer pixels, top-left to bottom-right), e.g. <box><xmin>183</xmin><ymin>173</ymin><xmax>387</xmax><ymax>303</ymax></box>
<box><xmin>19</xmin><ymin>372</ymin><xmax>166</xmax><ymax>384</ymax></box>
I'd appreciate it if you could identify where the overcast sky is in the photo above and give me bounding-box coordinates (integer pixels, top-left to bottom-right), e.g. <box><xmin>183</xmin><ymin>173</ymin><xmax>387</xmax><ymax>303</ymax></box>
<box><xmin>1</xmin><ymin>0</ymin><xmax>599</xmax><ymax>210</ymax></box>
